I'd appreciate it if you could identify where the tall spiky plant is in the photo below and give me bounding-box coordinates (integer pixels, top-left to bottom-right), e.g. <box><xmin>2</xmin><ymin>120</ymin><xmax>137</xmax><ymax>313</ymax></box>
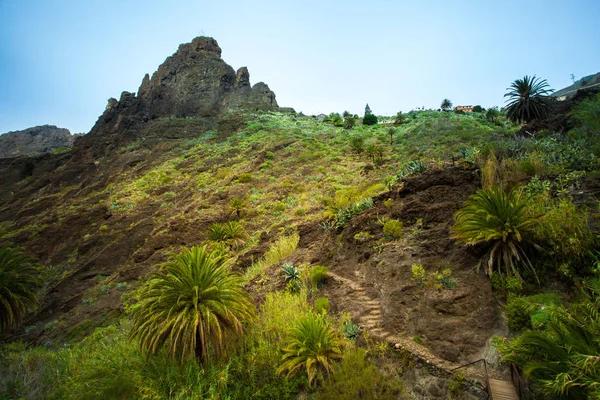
<box><xmin>0</xmin><ymin>245</ymin><xmax>42</xmax><ymax>334</ymax></box>
<box><xmin>494</xmin><ymin>280</ymin><xmax>600</xmax><ymax>399</ymax></box>
<box><xmin>504</xmin><ymin>75</ymin><xmax>554</xmax><ymax>123</ymax></box>
<box><xmin>277</xmin><ymin>312</ymin><xmax>343</xmax><ymax>386</ymax></box>
<box><xmin>451</xmin><ymin>186</ymin><xmax>542</xmax><ymax>282</ymax></box>
<box><xmin>129</xmin><ymin>246</ymin><xmax>255</xmax><ymax>363</ymax></box>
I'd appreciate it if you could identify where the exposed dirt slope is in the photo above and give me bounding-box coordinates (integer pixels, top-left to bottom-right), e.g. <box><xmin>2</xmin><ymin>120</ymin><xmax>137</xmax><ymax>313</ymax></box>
<box><xmin>306</xmin><ymin>166</ymin><xmax>502</xmax><ymax>364</ymax></box>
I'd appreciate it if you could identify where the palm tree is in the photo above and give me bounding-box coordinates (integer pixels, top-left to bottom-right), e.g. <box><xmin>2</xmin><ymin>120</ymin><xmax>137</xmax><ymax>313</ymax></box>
<box><xmin>504</xmin><ymin>75</ymin><xmax>554</xmax><ymax>123</ymax></box>
<box><xmin>495</xmin><ymin>280</ymin><xmax>600</xmax><ymax>399</ymax></box>
<box><xmin>0</xmin><ymin>245</ymin><xmax>42</xmax><ymax>334</ymax></box>
<box><xmin>129</xmin><ymin>246</ymin><xmax>255</xmax><ymax>363</ymax></box>
<box><xmin>441</xmin><ymin>98</ymin><xmax>453</xmax><ymax>111</ymax></box>
<box><xmin>451</xmin><ymin>186</ymin><xmax>542</xmax><ymax>282</ymax></box>
<box><xmin>277</xmin><ymin>312</ymin><xmax>343</xmax><ymax>386</ymax></box>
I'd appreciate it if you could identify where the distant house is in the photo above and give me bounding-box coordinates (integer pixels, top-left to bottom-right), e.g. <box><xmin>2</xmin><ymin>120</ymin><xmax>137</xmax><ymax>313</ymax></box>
<box><xmin>455</xmin><ymin>105</ymin><xmax>473</xmax><ymax>113</ymax></box>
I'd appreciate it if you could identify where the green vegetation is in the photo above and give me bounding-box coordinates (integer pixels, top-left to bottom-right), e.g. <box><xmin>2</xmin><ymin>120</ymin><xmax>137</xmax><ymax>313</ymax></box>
<box><xmin>3</xmin><ymin>88</ymin><xmax>600</xmax><ymax>399</ymax></box>
<box><xmin>309</xmin><ymin>265</ymin><xmax>328</xmax><ymax>288</ymax></box>
<box><xmin>441</xmin><ymin>98</ymin><xmax>453</xmax><ymax>111</ymax></box>
<box><xmin>495</xmin><ymin>281</ymin><xmax>600</xmax><ymax>399</ymax></box>
<box><xmin>0</xmin><ymin>245</ymin><xmax>42</xmax><ymax>333</ymax></box>
<box><xmin>129</xmin><ymin>246</ymin><xmax>255</xmax><ymax>363</ymax></box>
<box><xmin>504</xmin><ymin>75</ymin><xmax>553</xmax><ymax>123</ymax></box>
<box><xmin>451</xmin><ymin>186</ymin><xmax>541</xmax><ymax>282</ymax></box>
<box><xmin>277</xmin><ymin>312</ymin><xmax>343</xmax><ymax>386</ymax></box>
<box><xmin>316</xmin><ymin>347</ymin><xmax>403</xmax><ymax>399</ymax></box>
<box><xmin>383</xmin><ymin>219</ymin><xmax>403</xmax><ymax>240</ymax></box>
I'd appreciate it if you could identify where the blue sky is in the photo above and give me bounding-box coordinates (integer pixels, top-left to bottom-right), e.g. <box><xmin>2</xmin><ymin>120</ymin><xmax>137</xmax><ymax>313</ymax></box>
<box><xmin>1</xmin><ymin>0</ymin><xmax>599</xmax><ymax>134</ymax></box>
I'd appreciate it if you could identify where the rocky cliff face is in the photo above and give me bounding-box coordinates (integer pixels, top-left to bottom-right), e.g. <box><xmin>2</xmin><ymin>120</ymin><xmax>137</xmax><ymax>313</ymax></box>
<box><xmin>0</xmin><ymin>125</ymin><xmax>74</xmax><ymax>158</ymax></box>
<box><xmin>79</xmin><ymin>36</ymin><xmax>278</xmax><ymax>159</ymax></box>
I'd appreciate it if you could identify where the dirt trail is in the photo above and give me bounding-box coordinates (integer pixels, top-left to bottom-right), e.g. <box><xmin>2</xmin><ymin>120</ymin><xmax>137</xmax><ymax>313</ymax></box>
<box><xmin>327</xmin><ymin>270</ymin><xmax>505</xmax><ymax>381</ymax></box>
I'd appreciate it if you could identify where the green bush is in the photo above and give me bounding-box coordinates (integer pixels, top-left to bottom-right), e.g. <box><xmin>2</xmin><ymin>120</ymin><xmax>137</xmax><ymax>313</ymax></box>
<box><xmin>314</xmin><ymin>297</ymin><xmax>329</xmax><ymax>314</ymax></box>
<box><xmin>494</xmin><ymin>281</ymin><xmax>600</xmax><ymax>399</ymax></box>
<box><xmin>237</xmin><ymin>173</ymin><xmax>253</xmax><ymax>183</ymax></box>
<box><xmin>316</xmin><ymin>347</ymin><xmax>403</xmax><ymax>400</ymax></box>
<box><xmin>362</xmin><ymin>114</ymin><xmax>378</xmax><ymax>126</ymax></box>
<box><xmin>504</xmin><ymin>294</ymin><xmax>532</xmax><ymax>332</ymax></box>
<box><xmin>383</xmin><ymin>219</ymin><xmax>403</xmax><ymax>240</ymax></box>
<box><xmin>349</xmin><ymin>135</ymin><xmax>365</xmax><ymax>154</ymax></box>
<box><xmin>310</xmin><ymin>265</ymin><xmax>328</xmax><ymax>288</ymax></box>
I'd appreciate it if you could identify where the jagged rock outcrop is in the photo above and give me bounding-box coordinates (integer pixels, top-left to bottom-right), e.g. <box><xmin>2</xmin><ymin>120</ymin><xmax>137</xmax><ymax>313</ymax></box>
<box><xmin>0</xmin><ymin>125</ymin><xmax>74</xmax><ymax>158</ymax></box>
<box><xmin>135</xmin><ymin>37</ymin><xmax>278</xmax><ymax>117</ymax></box>
<box><xmin>79</xmin><ymin>36</ymin><xmax>278</xmax><ymax>158</ymax></box>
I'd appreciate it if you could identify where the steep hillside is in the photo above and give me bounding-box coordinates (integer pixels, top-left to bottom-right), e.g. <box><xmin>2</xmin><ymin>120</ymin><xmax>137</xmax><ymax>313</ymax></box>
<box><xmin>553</xmin><ymin>72</ymin><xmax>600</xmax><ymax>99</ymax></box>
<box><xmin>0</xmin><ymin>125</ymin><xmax>74</xmax><ymax>158</ymax></box>
<box><xmin>3</xmin><ymin>36</ymin><xmax>600</xmax><ymax>400</ymax></box>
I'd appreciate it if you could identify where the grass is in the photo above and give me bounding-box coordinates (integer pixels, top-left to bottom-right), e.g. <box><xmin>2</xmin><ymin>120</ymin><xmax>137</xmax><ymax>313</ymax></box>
<box><xmin>245</xmin><ymin>232</ymin><xmax>300</xmax><ymax>282</ymax></box>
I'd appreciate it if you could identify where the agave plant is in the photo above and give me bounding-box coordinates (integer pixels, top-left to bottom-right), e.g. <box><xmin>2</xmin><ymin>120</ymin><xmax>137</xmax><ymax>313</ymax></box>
<box><xmin>343</xmin><ymin>320</ymin><xmax>360</xmax><ymax>341</ymax></box>
<box><xmin>282</xmin><ymin>262</ymin><xmax>300</xmax><ymax>282</ymax></box>
<box><xmin>0</xmin><ymin>245</ymin><xmax>42</xmax><ymax>333</ymax></box>
<box><xmin>277</xmin><ymin>312</ymin><xmax>343</xmax><ymax>386</ymax></box>
<box><xmin>495</xmin><ymin>280</ymin><xmax>600</xmax><ymax>399</ymax></box>
<box><xmin>129</xmin><ymin>246</ymin><xmax>255</xmax><ymax>363</ymax></box>
<box><xmin>451</xmin><ymin>186</ymin><xmax>542</xmax><ymax>282</ymax></box>
<box><xmin>504</xmin><ymin>75</ymin><xmax>554</xmax><ymax>123</ymax></box>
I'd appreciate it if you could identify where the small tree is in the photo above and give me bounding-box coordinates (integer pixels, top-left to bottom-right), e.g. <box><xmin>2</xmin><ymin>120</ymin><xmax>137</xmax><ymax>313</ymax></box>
<box><xmin>394</xmin><ymin>112</ymin><xmax>404</xmax><ymax>126</ymax></box>
<box><xmin>472</xmin><ymin>105</ymin><xmax>484</xmax><ymax>113</ymax></box>
<box><xmin>387</xmin><ymin>127</ymin><xmax>397</xmax><ymax>145</ymax></box>
<box><xmin>441</xmin><ymin>98</ymin><xmax>453</xmax><ymax>111</ymax></box>
<box><xmin>362</xmin><ymin>113</ymin><xmax>378</xmax><ymax>126</ymax></box>
<box><xmin>364</xmin><ymin>103</ymin><xmax>372</xmax><ymax>116</ymax></box>
<box><xmin>486</xmin><ymin>107</ymin><xmax>499</xmax><ymax>122</ymax></box>
<box><xmin>129</xmin><ymin>246</ymin><xmax>255</xmax><ymax>363</ymax></box>
<box><xmin>504</xmin><ymin>75</ymin><xmax>554</xmax><ymax>123</ymax></box>
<box><xmin>343</xmin><ymin>115</ymin><xmax>356</xmax><ymax>130</ymax></box>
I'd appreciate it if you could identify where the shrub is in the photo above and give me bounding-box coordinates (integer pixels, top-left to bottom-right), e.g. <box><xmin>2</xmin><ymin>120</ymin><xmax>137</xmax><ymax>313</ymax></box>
<box><xmin>208</xmin><ymin>221</ymin><xmax>248</xmax><ymax>249</ymax></box>
<box><xmin>451</xmin><ymin>186</ymin><xmax>542</xmax><ymax>282</ymax></box>
<box><xmin>314</xmin><ymin>297</ymin><xmax>329</xmax><ymax>314</ymax></box>
<box><xmin>128</xmin><ymin>246</ymin><xmax>255</xmax><ymax>363</ymax></box>
<box><xmin>349</xmin><ymin>135</ymin><xmax>365</xmax><ymax>154</ymax></box>
<box><xmin>0</xmin><ymin>245</ymin><xmax>42</xmax><ymax>333</ymax></box>
<box><xmin>316</xmin><ymin>347</ymin><xmax>403</xmax><ymax>400</ymax></box>
<box><xmin>310</xmin><ymin>265</ymin><xmax>328</xmax><ymax>288</ymax></box>
<box><xmin>383</xmin><ymin>219</ymin><xmax>403</xmax><ymax>240</ymax></box>
<box><xmin>245</xmin><ymin>232</ymin><xmax>300</xmax><ymax>281</ymax></box>
<box><xmin>494</xmin><ymin>281</ymin><xmax>600</xmax><ymax>399</ymax></box>
<box><xmin>504</xmin><ymin>294</ymin><xmax>533</xmax><ymax>332</ymax></box>
<box><xmin>228</xmin><ymin>197</ymin><xmax>246</xmax><ymax>218</ymax></box>
<box><xmin>362</xmin><ymin>114</ymin><xmax>378</xmax><ymax>126</ymax></box>
<box><xmin>237</xmin><ymin>173</ymin><xmax>253</xmax><ymax>183</ymax></box>
<box><xmin>277</xmin><ymin>312</ymin><xmax>343</xmax><ymax>386</ymax></box>
<box><xmin>353</xmin><ymin>231</ymin><xmax>373</xmax><ymax>242</ymax></box>
<box><xmin>397</xmin><ymin>160</ymin><xmax>427</xmax><ymax>179</ymax></box>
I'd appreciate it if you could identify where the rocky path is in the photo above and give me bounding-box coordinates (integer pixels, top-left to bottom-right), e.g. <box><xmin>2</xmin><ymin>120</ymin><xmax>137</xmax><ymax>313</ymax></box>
<box><xmin>327</xmin><ymin>271</ymin><xmax>503</xmax><ymax>381</ymax></box>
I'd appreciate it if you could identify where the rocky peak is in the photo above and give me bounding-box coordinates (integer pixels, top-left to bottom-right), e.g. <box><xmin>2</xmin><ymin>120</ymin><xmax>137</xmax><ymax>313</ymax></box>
<box><xmin>235</xmin><ymin>67</ymin><xmax>251</xmax><ymax>90</ymax></box>
<box><xmin>80</xmin><ymin>36</ymin><xmax>279</xmax><ymax>157</ymax></box>
<box><xmin>0</xmin><ymin>125</ymin><xmax>74</xmax><ymax>158</ymax></box>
